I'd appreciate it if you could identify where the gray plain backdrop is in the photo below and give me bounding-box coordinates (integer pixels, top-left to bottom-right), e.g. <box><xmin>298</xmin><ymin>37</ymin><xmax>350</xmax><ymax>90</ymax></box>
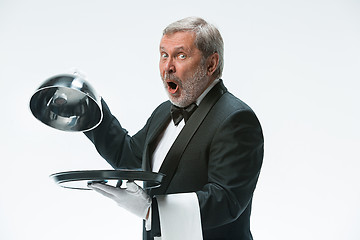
<box><xmin>0</xmin><ymin>0</ymin><xmax>359</xmax><ymax>239</ymax></box>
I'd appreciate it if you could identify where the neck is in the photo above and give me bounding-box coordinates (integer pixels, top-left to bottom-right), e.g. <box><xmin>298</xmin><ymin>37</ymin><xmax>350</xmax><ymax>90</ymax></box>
<box><xmin>195</xmin><ymin>78</ymin><xmax>220</xmax><ymax>106</ymax></box>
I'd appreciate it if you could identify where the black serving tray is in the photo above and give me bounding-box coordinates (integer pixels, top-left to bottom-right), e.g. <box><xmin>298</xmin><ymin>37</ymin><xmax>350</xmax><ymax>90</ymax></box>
<box><xmin>50</xmin><ymin>169</ymin><xmax>164</xmax><ymax>190</ymax></box>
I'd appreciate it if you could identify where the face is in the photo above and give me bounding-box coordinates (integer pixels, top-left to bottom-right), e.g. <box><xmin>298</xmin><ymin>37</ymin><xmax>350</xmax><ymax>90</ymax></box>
<box><xmin>159</xmin><ymin>31</ymin><xmax>211</xmax><ymax>107</ymax></box>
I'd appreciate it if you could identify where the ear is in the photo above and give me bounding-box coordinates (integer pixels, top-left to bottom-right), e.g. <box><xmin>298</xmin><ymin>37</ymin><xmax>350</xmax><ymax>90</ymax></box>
<box><xmin>206</xmin><ymin>52</ymin><xmax>219</xmax><ymax>76</ymax></box>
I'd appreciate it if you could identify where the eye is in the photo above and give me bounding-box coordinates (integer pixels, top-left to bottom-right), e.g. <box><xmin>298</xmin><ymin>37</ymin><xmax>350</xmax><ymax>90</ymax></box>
<box><xmin>178</xmin><ymin>54</ymin><xmax>186</xmax><ymax>59</ymax></box>
<box><xmin>161</xmin><ymin>52</ymin><xmax>168</xmax><ymax>58</ymax></box>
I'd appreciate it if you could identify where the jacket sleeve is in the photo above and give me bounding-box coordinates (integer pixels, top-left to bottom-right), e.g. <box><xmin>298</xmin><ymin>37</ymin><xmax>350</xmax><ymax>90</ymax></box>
<box><xmin>84</xmin><ymin>99</ymin><xmax>149</xmax><ymax>169</ymax></box>
<box><xmin>196</xmin><ymin>109</ymin><xmax>264</xmax><ymax>229</ymax></box>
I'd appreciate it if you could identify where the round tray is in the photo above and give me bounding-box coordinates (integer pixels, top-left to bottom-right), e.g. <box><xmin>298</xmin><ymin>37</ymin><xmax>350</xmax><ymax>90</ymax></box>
<box><xmin>50</xmin><ymin>169</ymin><xmax>164</xmax><ymax>190</ymax></box>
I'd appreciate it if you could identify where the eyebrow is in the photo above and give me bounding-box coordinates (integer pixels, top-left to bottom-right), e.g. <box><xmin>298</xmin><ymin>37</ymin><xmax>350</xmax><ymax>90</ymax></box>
<box><xmin>160</xmin><ymin>46</ymin><xmax>187</xmax><ymax>52</ymax></box>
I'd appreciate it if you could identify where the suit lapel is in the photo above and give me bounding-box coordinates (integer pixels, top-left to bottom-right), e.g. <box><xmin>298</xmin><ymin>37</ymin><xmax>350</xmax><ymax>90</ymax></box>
<box><xmin>151</xmin><ymin>81</ymin><xmax>227</xmax><ymax>195</ymax></box>
<box><xmin>142</xmin><ymin>104</ymin><xmax>172</xmax><ymax>172</ymax></box>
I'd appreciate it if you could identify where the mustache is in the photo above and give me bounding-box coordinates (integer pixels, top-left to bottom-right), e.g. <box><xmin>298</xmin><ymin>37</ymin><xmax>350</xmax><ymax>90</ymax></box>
<box><xmin>162</xmin><ymin>73</ymin><xmax>182</xmax><ymax>87</ymax></box>
<box><xmin>163</xmin><ymin>72</ymin><xmax>179</xmax><ymax>81</ymax></box>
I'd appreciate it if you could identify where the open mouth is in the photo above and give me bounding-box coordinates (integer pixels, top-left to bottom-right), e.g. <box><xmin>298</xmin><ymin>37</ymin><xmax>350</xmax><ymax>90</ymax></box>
<box><xmin>167</xmin><ymin>81</ymin><xmax>178</xmax><ymax>94</ymax></box>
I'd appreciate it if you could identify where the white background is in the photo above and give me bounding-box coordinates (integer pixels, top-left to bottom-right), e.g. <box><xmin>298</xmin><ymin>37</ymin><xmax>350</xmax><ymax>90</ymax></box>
<box><xmin>0</xmin><ymin>0</ymin><xmax>359</xmax><ymax>239</ymax></box>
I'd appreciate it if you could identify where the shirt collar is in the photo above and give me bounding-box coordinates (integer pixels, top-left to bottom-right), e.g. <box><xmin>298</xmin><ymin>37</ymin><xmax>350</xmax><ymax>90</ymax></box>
<box><xmin>195</xmin><ymin>79</ymin><xmax>220</xmax><ymax>106</ymax></box>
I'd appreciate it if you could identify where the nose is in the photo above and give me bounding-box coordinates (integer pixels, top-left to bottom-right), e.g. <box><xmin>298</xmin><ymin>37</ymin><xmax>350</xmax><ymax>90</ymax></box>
<box><xmin>164</xmin><ymin>58</ymin><xmax>176</xmax><ymax>74</ymax></box>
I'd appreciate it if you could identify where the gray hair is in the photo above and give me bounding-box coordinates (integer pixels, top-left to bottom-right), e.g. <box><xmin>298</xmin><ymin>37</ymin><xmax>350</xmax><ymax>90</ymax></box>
<box><xmin>163</xmin><ymin>17</ymin><xmax>224</xmax><ymax>79</ymax></box>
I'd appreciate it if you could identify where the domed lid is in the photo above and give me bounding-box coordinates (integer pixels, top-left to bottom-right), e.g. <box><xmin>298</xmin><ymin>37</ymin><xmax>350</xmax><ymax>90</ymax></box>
<box><xmin>30</xmin><ymin>73</ymin><xmax>102</xmax><ymax>132</ymax></box>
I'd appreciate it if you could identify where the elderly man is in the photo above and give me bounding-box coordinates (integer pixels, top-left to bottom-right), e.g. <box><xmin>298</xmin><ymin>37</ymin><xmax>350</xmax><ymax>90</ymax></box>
<box><xmin>85</xmin><ymin>17</ymin><xmax>264</xmax><ymax>240</ymax></box>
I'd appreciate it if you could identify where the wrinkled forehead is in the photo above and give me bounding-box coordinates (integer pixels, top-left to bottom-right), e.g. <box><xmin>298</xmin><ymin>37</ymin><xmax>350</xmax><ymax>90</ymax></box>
<box><xmin>160</xmin><ymin>31</ymin><xmax>197</xmax><ymax>51</ymax></box>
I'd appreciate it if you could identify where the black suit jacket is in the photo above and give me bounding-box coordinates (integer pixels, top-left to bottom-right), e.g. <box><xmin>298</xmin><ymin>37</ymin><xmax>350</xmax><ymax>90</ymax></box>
<box><xmin>85</xmin><ymin>81</ymin><xmax>264</xmax><ymax>240</ymax></box>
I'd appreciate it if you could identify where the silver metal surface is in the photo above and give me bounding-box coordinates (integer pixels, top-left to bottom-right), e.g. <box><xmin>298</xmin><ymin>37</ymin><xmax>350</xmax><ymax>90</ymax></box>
<box><xmin>30</xmin><ymin>73</ymin><xmax>103</xmax><ymax>132</ymax></box>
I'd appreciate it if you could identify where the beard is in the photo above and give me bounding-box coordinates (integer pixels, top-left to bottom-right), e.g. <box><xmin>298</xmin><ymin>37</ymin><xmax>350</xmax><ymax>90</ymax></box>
<box><xmin>162</xmin><ymin>63</ymin><xmax>209</xmax><ymax>107</ymax></box>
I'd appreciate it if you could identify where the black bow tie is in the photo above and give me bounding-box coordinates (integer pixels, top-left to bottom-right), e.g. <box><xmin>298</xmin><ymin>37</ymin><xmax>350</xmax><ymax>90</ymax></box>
<box><xmin>170</xmin><ymin>103</ymin><xmax>198</xmax><ymax>126</ymax></box>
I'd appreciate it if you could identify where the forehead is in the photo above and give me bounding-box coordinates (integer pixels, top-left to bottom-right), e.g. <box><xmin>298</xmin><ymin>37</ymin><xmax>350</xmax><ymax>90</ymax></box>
<box><xmin>160</xmin><ymin>31</ymin><xmax>197</xmax><ymax>51</ymax></box>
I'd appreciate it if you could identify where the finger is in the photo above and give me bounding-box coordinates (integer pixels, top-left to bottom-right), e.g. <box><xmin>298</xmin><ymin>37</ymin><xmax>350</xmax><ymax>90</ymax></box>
<box><xmin>90</xmin><ymin>183</ymin><xmax>120</xmax><ymax>195</ymax></box>
<box><xmin>90</xmin><ymin>185</ymin><xmax>116</xmax><ymax>199</ymax></box>
<box><xmin>89</xmin><ymin>183</ymin><xmax>124</xmax><ymax>199</ymax></box>
<box><xmin>126</xmin><ymin>181</ymin><xmax>140</xmax><ymax>193</ymax></box>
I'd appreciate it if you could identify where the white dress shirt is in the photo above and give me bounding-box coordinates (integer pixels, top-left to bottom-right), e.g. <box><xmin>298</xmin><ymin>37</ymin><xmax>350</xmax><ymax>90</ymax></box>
<box><xmin>149</xmin><ymin>79</ymin><xmax>220</xmax><ymax>240</ymax></box>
